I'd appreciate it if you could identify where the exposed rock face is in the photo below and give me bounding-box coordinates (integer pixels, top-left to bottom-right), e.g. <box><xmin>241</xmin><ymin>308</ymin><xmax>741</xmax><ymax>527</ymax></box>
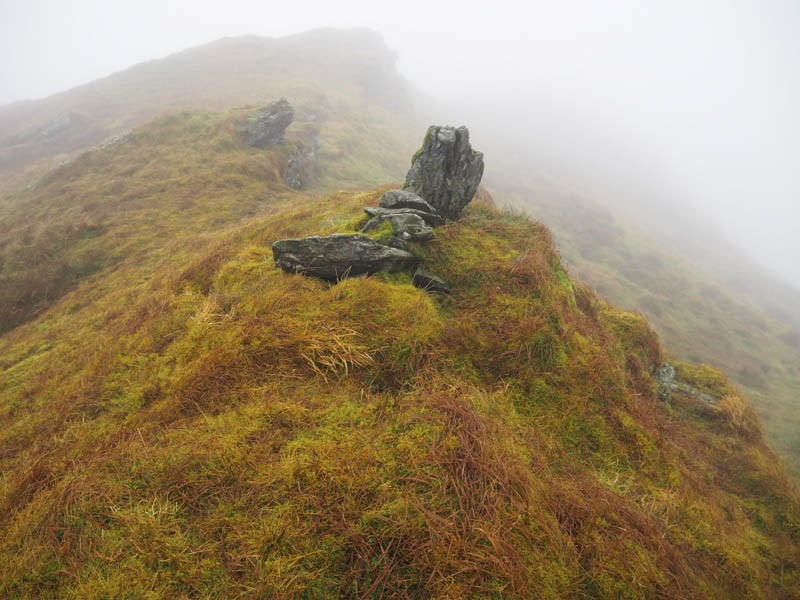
<box><xmin>404</xmin><ymin>126</ymin><xmax>484</xmax><ymax>220</ymax></box>
<box><xmin>242</xmin><ymin>99</ymin><xmax>295</xmax><ymax>147</ymax></box>
<box><xmin>37</xmin><ymin>113</ymin><xmax>81</xmax><ymax>139</ymax></box>
<box><xmin>364</xmin><ymin>206</ymin><xmax>443</xmax><ymax>227</ymax></box>
<box><xmin>379</xmin><ymin>190</ymin><xmax>439</xmax><ymax>215</ymax></box>
<box><xmin>655</xmin><ymin>363</ymin><xmax>675</xmax><ymax>402</ymax></box>
<box><xmin>273</xmin><ymin>234</ymin><xmax>417</xmax><ymax>281</ymax></box>
<box><xmin>363</xmin><ymin>212</ymin><xmax>433</xmax><ymax>242</ymax></box>
<box><xmin>285</xmin><ymin>132</ymin><xmax>320</xmax><ymax>190</ymax></box>
<box><xmin>671</xmin><ymin>381</ymin><xmax>718</xmax><ymax>405</ymax></box>
<box><xmin>412</xmin><ymin>269</ymin><xmax>451</xmax><ymax>294</ymax></box>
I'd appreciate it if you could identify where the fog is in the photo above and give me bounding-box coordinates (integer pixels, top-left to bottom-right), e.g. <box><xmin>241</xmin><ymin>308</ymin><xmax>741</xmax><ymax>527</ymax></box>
<box><xmin>2</xmin><ymin>0</ymin><xmax>799</xmax><ymax>288</ymax></box>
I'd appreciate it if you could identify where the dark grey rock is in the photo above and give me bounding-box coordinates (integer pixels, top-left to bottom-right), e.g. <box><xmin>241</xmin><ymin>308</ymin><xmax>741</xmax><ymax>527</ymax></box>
<box><xmin>379</xmin><ymin>190</ymin><xmax>439</xmax><ymax>215</ymax></box>
<box><xmin>362</xmin><ymin>212</ymin><xmax>433</xmax><ymax>242</ymax></box>
<box><xmin>273</xmin><ymin>234</ymin><xmax>417</xmax><ymax>281</ymax></box>
<box><xmin>403</xmin><ymin>125</ymin><xmax>484</xmax><ymax>221</ymax></box>
<box><xmin>242</xmin><ymin>99</ymin><xmax>295</xmax><ymax>147</ymax></box>
<box><xmin>654</xmin><ymin>363</ymin><xmax>675</xmax><ymax>402</ymax></box>
<box><xmin>412</xmin><ymin>269</ymin><xmax>452</xmax><ymax>294</ymax></box>
<box><xmin>285</xmin><ymin>132</ymin><xmax>320</xmax><ymax>190</ymax></box>
<box><xmin>364</xmin><ymin>206</ymin><xmax>443</xmax><ymax>227</ymax></box>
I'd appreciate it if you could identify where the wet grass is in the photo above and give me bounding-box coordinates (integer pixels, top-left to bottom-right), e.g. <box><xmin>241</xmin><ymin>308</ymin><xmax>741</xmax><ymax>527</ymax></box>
<box><xmin>0</xmin><ymin>110</ymin><xmax>799</xmax><ymax>598</ymax></box>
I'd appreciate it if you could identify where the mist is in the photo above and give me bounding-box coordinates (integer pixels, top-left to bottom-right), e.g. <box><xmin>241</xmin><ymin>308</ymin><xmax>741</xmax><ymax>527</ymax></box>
<box><xmin>2</xmin><ymin>0</ymin><xmax>799</xmax><ymax>287</ymax></box>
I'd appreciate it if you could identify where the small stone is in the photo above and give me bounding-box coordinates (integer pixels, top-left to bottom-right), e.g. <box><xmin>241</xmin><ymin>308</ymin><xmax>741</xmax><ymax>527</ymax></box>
<box><xmin>412</xmin><ymin>268</ymin><xmax>452</xmax><ymax>294</ymax></box>
<box><xmin>362</xmin><ymin>212</ymin><xmax>433</xmax><ymax>242</ymax></box>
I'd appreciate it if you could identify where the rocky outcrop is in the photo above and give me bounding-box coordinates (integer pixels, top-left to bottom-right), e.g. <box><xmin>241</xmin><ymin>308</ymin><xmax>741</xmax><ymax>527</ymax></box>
<box><xmin>285</xmin><ymin>132</ymin><xmax>320</xmax><ymax>190</ymax></box>
<box><xmin>273</xmin><ymin>234</ymin><xmax>417</xmax><ymax>281</ymax></box>
<box><xmin>272</xmin><ymin>125</ymin><xmax>482</xmax><ymax>291</ymax></box>
<box><xmin>363</xmin><ymin>212</ymin><xmax>433</xmax><ymax>242</ymax></box>
<box><xmin>654</xmin><ymin>363</ymin><xmax>675</xmax><ymax>402</ymax></box>
<box><xmin>37</xmin><ymin>113</ymin><xmax>81</xmax><ymax>139</ymax></box>
<box><xmin>412</xmin><ymin>269</ymin><xmax>451</xmax><ymax>294</ymax></box>
<box><xmin>403</xmin><ymin>126</ymin><xmax>484</xmax><ymax>221</ymax></box>
<box><xmin>242</xmin><ymin>99</ymin><xmax>295</xmax><ymax>147</ymax></box>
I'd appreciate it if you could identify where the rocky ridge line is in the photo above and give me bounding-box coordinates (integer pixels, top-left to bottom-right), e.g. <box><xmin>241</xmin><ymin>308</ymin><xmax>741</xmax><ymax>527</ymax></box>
<box><xmin>272</xmin><ymin>125</ymin><xmax>485</xmax><ymax>293</ymax></box>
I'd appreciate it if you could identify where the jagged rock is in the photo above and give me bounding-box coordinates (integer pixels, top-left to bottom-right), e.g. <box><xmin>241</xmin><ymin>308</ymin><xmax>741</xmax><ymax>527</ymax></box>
<box><xmin>285</xmin><ymin>132</ymin><xmax>320</xmax><ymax>190</ymax></box>
<box><xmin>412</xmin><ymin>268</ymin><xmax>452</xmax><ymax>294</ymax></box>
<box><xmin>655</xmin><ymin>363</ymin><xmax>675</xmax><ymax>402</ymax></box>
<box><xmin>242</xmin><ymin>99</ymin><xmax>295</xmax><ymax>147</ymax></box>
<box><xmin>379</xmin><ymin>190</ymin><xmax>439</xmax><ymax>215</ymax></box>
<box><xmin>273</xmin><ymin>234</ymin><xmax>417</xmax><ymax>281</ymax></box>
<box><xmin>362</xmin><ymin>212</ymin><xmax>433</xmax><ymax>242</ymax></box>
<box><xmin>364</xmin><ymin>206</ymin><xmax>443</xmax><ymax>227</ymax></box>
<box><xmin>404</xmin><ymin>125</ymin><xmax>484</xmax><ymax>220</ymax></box>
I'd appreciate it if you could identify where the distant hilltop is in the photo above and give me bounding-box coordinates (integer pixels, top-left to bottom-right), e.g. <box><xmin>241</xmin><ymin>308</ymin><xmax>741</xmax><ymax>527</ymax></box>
<box><xmin>0</xmin><ymin>28</ymin><xmax>412</xmax><ymax>178</ymax></box>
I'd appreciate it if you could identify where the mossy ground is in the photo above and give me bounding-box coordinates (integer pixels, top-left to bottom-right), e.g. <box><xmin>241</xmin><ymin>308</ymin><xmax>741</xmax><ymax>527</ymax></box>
<box><xmin>1</xmin><ymin>109</ymin><xmax>799</xmax><ymax>598</ymax></box>
<box><xmin>500</xmin><ymin>182</ymin><xmax>800</xmax><ymax>480</ymax></box>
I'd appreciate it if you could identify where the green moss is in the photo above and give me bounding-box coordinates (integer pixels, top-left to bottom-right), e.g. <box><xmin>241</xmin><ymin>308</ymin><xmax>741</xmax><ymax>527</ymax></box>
<box><xmin>674</xmin><ymin>361</ymin><xmax>733</xmax><ymax>398</ymax></box>
<box><xmin>363</xmin><ymin>219</ymin><xmax>395</xmax><ymax>245</ymax></box>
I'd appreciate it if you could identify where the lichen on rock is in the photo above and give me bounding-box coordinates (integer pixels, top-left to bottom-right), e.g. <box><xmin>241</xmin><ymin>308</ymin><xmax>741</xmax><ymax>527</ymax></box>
<box><xmin>403</xmin><ymin>125</ymin><xmax>484</xmax><ymax>220</ymax></box>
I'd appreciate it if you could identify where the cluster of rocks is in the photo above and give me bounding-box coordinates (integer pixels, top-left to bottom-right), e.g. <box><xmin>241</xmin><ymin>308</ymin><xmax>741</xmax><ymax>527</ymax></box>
<box><xmin>241</xmin><ymin>99</ymin><xmax>318</xmax><ymax>190</ymax></box>
<box><xmin>272</xmin><ymin>125</ymin><xmax>484</xmax><ymax>293</ymax></box>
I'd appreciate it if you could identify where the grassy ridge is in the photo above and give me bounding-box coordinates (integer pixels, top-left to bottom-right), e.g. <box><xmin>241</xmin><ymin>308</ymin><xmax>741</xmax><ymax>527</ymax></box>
<box><xmin>0</xmin><ymin>96</ymin><xmax>413</xmax><ymax>334</ymax></box>
<box><xmin>1</xmin><ymin>109</ymin><xmax>799</xmax><ymax>597</ymax></box>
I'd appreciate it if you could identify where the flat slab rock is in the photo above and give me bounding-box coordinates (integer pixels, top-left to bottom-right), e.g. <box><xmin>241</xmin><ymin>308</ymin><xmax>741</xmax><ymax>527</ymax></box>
<box><xmin>273</xmin><ymin>234</ymin><xmax>417</xmax><ymax>281</ymax></box>
<box><xmin>365</xmin><ymin>206</ymin><xmax>443</xmax><ymax>227</ymax></box>
<box><xmin>379</xmin><ymin>190</ymin><xmax>439</xmax><ymax>215</ymax></box>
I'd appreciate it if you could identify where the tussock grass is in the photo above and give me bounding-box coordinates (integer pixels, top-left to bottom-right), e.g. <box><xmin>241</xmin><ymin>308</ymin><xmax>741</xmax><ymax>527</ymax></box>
<box><xmin>1</xmin><ymin>109</ymin><xmax>799</xmax><ymax>598</ymax></box>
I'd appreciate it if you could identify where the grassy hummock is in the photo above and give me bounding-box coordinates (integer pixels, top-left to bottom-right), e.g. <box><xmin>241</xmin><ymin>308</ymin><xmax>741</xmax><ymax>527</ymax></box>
<box><xmin>0</xmin><ymin>109</ymin><xmax>799</xmax><ymax>598</ymax></box>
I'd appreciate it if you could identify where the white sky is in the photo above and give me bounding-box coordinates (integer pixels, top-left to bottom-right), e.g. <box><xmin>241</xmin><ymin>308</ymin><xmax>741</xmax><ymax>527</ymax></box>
<box><xmin>1</xmin><ymin>0</ymin><xmax>799</xmax><ymax>287</ymax></box>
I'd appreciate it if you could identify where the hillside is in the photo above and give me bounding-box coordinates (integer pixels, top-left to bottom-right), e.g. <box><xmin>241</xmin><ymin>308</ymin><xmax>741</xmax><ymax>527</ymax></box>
<box><xmin>3</xmin><ymin>28</ymin><xmax>798</xmax><ymax>482</ymax></box>
<box><xmin>1</xmin><ymin>105</ymin><xmax>799</xmax><ymax>598</ymax></box>
<box><xmin>493</xmin><ymin>173</ymin><xmax>800</xmax><ymax>479</ymax></box>
<box><xmin>0</xmin><ymin>28</ymin><xmax>415</xmax><ymax>189</ymax></box>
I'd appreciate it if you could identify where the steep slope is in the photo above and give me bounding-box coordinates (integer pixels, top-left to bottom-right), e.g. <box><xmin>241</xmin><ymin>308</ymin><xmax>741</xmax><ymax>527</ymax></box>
<box><xmin>491</xmin><ymin>173</ymin><xmax>800</xmax><ymax>479</ymax></box>
<box><xmin>0</xmin><ymin>28</ymin><xmax>414</xmax><ymax>188</ymax></box>
<box><xmin>1</xmin><ymin>107</ymin><xmax>800</xmax><ymax>599</ymax></box>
